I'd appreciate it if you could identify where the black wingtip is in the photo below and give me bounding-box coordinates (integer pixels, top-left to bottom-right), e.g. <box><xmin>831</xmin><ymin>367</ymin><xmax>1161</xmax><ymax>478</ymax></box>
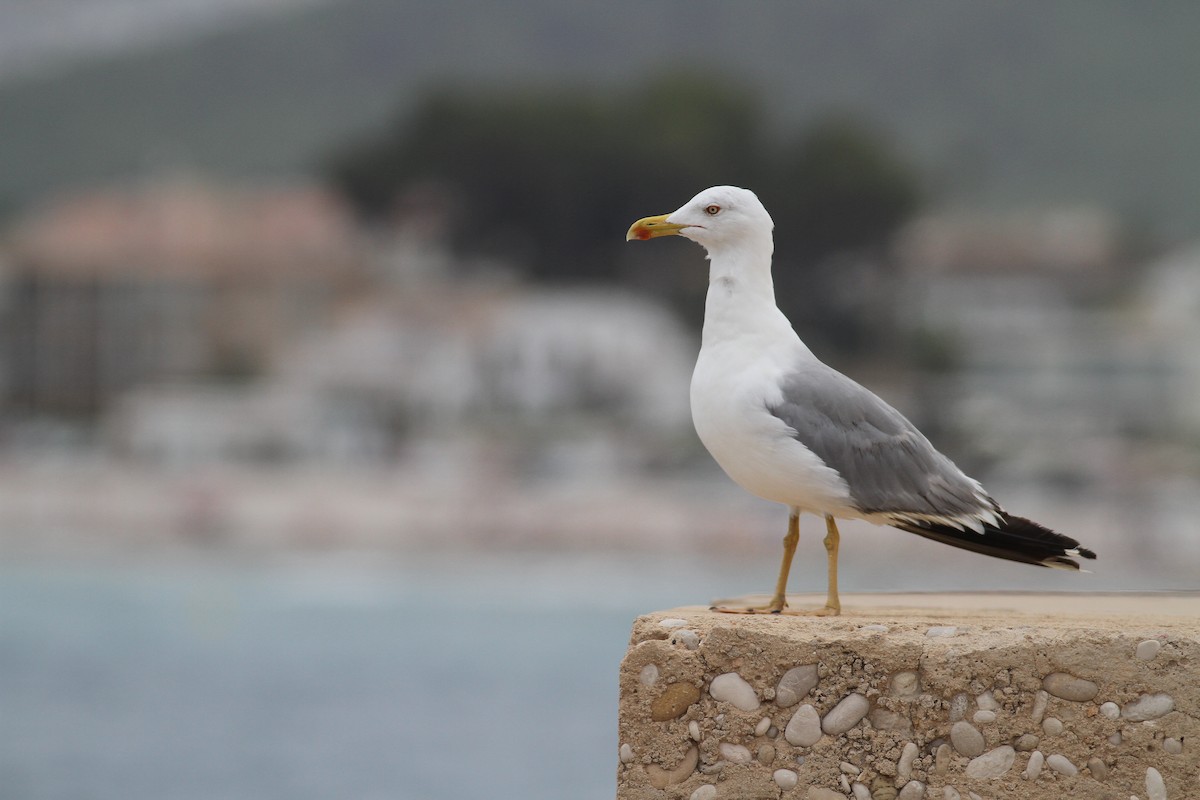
<box><xmin>895</xmin><ymin>512</ymin><xmax>1096</xmax><ymax>570</ymax></box>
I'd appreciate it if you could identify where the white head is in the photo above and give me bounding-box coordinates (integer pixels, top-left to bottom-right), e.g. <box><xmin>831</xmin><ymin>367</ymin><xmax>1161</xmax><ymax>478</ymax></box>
<box><xmin>626</xmin><ymin>186</ymin><xmax>774</xmax><ymax>256</ymax></box>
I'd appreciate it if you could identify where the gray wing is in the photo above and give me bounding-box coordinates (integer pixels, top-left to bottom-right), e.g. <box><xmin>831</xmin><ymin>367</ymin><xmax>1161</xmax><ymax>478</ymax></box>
<box><xmin>768</xmin><ymin>361</ymin><xmax>995</xmax><ymax>520</ymax></box>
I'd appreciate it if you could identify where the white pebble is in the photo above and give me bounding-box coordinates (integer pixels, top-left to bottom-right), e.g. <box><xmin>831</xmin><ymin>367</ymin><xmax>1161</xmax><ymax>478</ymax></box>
<box><xmin>852</xmin><ymin>782</ymin><xmax>872</xmax><ymax>800</ymax></box>
<box><xmin>965</xmin><ymin>745</ymin><xmax>1015</xmax><ymax>779</ymax></box>
<box><xmin>1042</xmin><ymin>717</ymin><xmax>1064</xmax><ymax>736</ymax></box>
<box><xmin>1136</xmin><ymin>639</ymin><xmax>1162</xmax><ymax>660</ymax></box>
<box><xmin>775</xmin><ymin>664</ymin><xmax>819</xmax><ymax>707</ymax></box>
<box><xmin>784</xmin><ymin>704</ymin><xmax>822</xmax><ymax>746</ymax></box>
<box><xmin>619</xmin><ymin>743</ymin><xmax>633</xmax><ymax>763</ymax></box>
<box><xmin>1023</xmin><ymin>750</ymin><xmax>1044</xmax><ymax>780</ymax></box>
<box><xmin>968</xmin><ymin>794</ymin><xmax>982</xmax><ymax>800</ymax></box>
<box><xmin>822</xmin><ymin>693</ymin><xmax>870</xmax><ymax>735</ymax></box>
<box><xmin>840</xmin><ymin>761</ymin><xmax>860</xmax><ymax>776</ymax></box>
<box><xmin>1031</xmin><ymin>689</ymin><xmax>1049</xmax><ymax>724</ymax></box>
<box><xmin>898</xmin><ymin>742</ymin><xmax>919</xmax><ymax>781</ymax></box>
<box><xmin>950</xmin><ymin>721</ymin><xmax>985</xmax><ymax>757</ymax></box>
<box><xmin>1088</xmin><ymin>757</ymin><xmax>1108</xmax><ymax>781</ymax></box>
<box><xmin>638</xmin><ymin>664</ymin><xmax>659</xmax><ymax>686</ymax></box>
<box><xmin>973</xmin><ymin>710</ymin><xmax>996</xmax><ymax>724</ymax></box>
<box><xmin>861</xmin><ymin>624</ymin><xmax>889</xmax><ymax>633</ymax></box>
<box><xmin>658</xmin><ymin>617</ymin><xmax>687</xmax><ymax>628</ymax></box>
<box><xmin>689</xmin><ymin>720</ymin><xmax>701</xmax><ymax>741</ymax></box>
<box><xmin>1046</xmin><ymin>754</ymin><xmax>1077</xmax><ymax>776</ymax></box>
<box><xmin>1099</xmin><ymin>701</ymin><xmax>1120</xmax><ymax>719</ymax></box>
<box><xmin>710</xmin><ymin>672</ymin><xmax>760</xmax><ymax>712</ymax></box>
<box><xmin>672</xmin><ymin>629</ymin><xmax>700</xmax><ymax>649</ymax></box>
<box><xmin>1163</xmin><ymin>737</ymin><xmax>1182</xmax><ymax>754</ymax></box>
<box><xmin>976</xmin><ymin>690</ymin><xmax>999</xmax><ymax>711</ymax></box>
<box><xmin>772</xmin><ymin>769</ymin><xmax>798</xmax><ymax>789</ymax></box>
<box><xmin>1108</xmin><ymin>731</ymin><xmax>1122</xmax><ymax>745</ymax></box>
<box><xmin>942</xmin><ymin>788</ymin><xmax>961</xmax><ymax>800</ymax></box>
<box><xmin>1122</xmin><ymin>693</ymin><xmax>1175</xmax><ymax>721</ymax></box>
<box><xmin>898</xmin><ymin>781</ymin><xmax>926</xmax><ymax>800</ymax></box>
<box><xmin>719</xmin><ymin>742</ymin><xmax>752</xmax><ymax>764</ymax></box>
<box><xmin>1146</xmin><ymin>766</ymin><xmax>1167</xmax><ymax>800</ymax></box>
<box><xmin>754</xmin><ymin>716</ymin><xmax>771</xmax><ymax>736</ymax></box>
<box><xmin>690</xmin><ymin>786</ymin><xmax>717</xmax><ymax>800</ymax></box>
<box><xmin>926</xmin><ymin>625</ymin><xmax>958</xmax><ymax>637</ymax></box>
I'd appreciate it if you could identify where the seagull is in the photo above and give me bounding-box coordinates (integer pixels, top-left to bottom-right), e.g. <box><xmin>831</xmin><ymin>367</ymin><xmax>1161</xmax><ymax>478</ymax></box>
<box><xmin>627</xmin><ymin>186</ymin><xmax>1096</xmax><ymax>615</ymax></box>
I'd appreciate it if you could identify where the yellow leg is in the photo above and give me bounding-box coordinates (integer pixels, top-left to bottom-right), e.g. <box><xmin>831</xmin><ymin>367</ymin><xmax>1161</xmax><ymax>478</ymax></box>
<box><xmin>711</xmin><ymin>510</ymin><xmax>842</xmax><ymax>616</ymax></box>
<box><xmin>822</xmin><ymin>514</ymin><xmax>842</xmax><ymax>615</ymax></box>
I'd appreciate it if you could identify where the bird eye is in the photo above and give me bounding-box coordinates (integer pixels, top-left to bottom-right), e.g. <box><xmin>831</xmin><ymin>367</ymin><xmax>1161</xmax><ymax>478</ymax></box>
<box><xmin>704</xmin><ymin>204</ymin><xmax>721</xmax><ymax>216</ymax></box>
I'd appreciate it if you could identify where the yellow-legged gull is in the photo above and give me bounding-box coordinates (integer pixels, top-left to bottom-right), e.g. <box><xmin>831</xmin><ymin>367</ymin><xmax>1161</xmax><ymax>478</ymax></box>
<box><xmin>627</xmin><ymin>186</ymin><xmax>1096</xmax><ymax>615</ymax></box>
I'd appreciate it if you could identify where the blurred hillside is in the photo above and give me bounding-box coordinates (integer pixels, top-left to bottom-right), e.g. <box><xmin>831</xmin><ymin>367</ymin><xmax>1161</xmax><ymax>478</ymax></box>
<box><xmin>2</xmin><ymin>0</ymin><xmax>1200</xmax><ymax>239</ymax></box>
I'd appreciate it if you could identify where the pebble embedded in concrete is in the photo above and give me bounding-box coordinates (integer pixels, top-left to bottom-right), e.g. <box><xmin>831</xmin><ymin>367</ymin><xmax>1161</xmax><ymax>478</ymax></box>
<box><xmin>942</xmin><ymin>789</ymin><xmax>961</xmax><ymax>800</ymax></box>
<box><xmin>1013</xmin><ymin>733</ymin><xmax>1039</xmax><ymax>751</ymax></box>
<box><xmin>948</xmin><ymin>692</ymin><xmax>969</xmax><ymax>722</ymax></box>
<box><xmin>651</xmin><ymin>682</ymin><xmax>700</xmax><ymax>721</ymax></box>
<box><xmin>1136</xmin><ymin>639</ymin><xmax>1162</xmax><ymax>660</ymax></box>
<box><xmin>1023</xmin><ymin>749</ymin><xmax>1044</xmax><ymax>780</ymax></box>
<box><xmin>755</xmin><ymin>716</ymin><xmax>771</xmax><ymax>736</ymax></box>
<box><xmin>709</xmin><ymin>672</ymin><xmax>760</xmax><ymax>712</ymax></box>
<box><xmin>898</xmin><ymin>780</ymin><xmax>925</xmax><ymax>799</ymax></box>
<box><xmin>1030</xmin><ymin>690</ymin><xmax>1049</xmax><ymax>724</ymax></box>
<box><xmin>972</xmin><ymin>710</ymin><xmax>996</xmax><ymax>724</ymax></box>
<box><xmin>898</xmin><ymin>741</ymin><xmax>918</xmax><ymax>782</ymax></box>
<box><xmin>950</xmin><ymin>721</ymin><xmax>985</xmax><ymax>757</ymax></box>
<box><xmin>638</xmin><ymin>664</ymin><xmax>658</xmax><ymax>686</ymax></box>
<box><xmin>619</xmin><ymin>743</ymin><xmax>633</xmax><ymax>764</ymax></box>
<box><xmin>1099</xmin><ymin>701</ymin><xmax>1120</xmax><ymax>719</ymax></box>
<box><xmin>1087</xmin><ymin>756</ymin><xmax>1108</xmax><ymax>781</ymax></box>
<box><xmin>658</xmin><ymin>618</ymin><xmax>687</xmax><ymax>629</ymax></box>
<box><xmin>891</xmin><ymin>671</ymin><xmax>920</xmax><ymax>697</ymax></box>
<box><xmin>1163</xmin><ymin>737</ymin><xmax>1182</xmax><ymax>755</ymax></box>
<box><xmin>1045</xmin><ymin>753</ymin><xmax>1077</xmax><ymax>776</ymax></box>
<box><xmin>719</xmin><ymin>742</ymin><xmax>752</xmax><ymax>764</ymax></box>
<box><xmin>1042</xmin><ymin>671</ymin><xmax>1099</xmax><ymax>702</ymax></box>
<box><xmin>784</xmin><ymin>703</ymin><xmax>822</xmax><ymax>746</ymax></box>
<box><xmin>1042</xmin><ymin>716</ymin><xmax>1064</xmax><ymax>736</ymax></box>
<box><xmin>672</xmin><ymin>629</ymin><xmax>700</xmax><ymax>649</ymax></box>
<box><xmin>775</xmin><ymin>664</ymin><xmax>819</xmax><ymax>707</ymax></box>
<box><xmin>772</xmin><ymin>769</ymin><xmax>798</xmax><ymax>789</ymax></box>
<box><xmin>976</xmin><ymin>690</ymin><xmax>998</xmax><ymax>711</ymax></box>
<box><xmin>851</xmin><ymin>782</ymin><xmax>871</xmax><ymax>800</ymax></box>
<box><xmin>1145</xmin><ymin>766</ymin><xmax>1167</xmax><ymax>800</ymax></box>
<box><xmin>926</xmin><ymin>625</ymin><xmax>957</xmax><ymax>637</ymax></box>
<box><xmin>688</xmin><ymin>720</ymin><xmax>701</xmax><ymax>741</ymax></box>
<box><xmin>822</xmin><ymin>693</ymin><xmax>870</xmax><ymax>735</ymax></box>
<box><xmin>1121</xmin><ymin>692</ymin><xmax>1174</xmax><ymax>721</ymax></box>
<box><xmin>689</xmin><ymin>785</ymin><xmax>716</xmax><ymax>800</ymax></box>
<box><xmin>756</xmin><ymin>743</ymin><xmax>775</xmax><ymax>764</ymax></box>
<box><xmin>965</xmin><ymin>745</ymin><xmax>1015</xmax><ymax>779</ymax></box>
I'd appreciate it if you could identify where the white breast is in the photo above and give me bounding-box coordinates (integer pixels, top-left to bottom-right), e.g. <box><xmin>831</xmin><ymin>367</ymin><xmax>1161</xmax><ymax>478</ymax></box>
<box><xmin>690</xmin><ymin>342</ymin><xmax>855</xmax><ymax>515</ymax></box>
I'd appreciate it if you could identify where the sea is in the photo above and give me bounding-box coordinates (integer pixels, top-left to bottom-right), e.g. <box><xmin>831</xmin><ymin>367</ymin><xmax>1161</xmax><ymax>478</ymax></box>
<box><xmin>1</xmin><ymin>547</ymin><xmax>1194</xmax><ymax>800</ymax></box>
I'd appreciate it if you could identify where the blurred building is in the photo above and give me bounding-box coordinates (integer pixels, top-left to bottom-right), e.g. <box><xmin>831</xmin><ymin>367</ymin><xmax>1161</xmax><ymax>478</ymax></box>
<box><xmin>0</xmin><ymin>177</ymin><xmax>366</xmax><ymax>416</ymax></box>
<box><xmin>893</xmin><ymin>208</ymin><xmax>1177</xmax><ymax>487</ymax></box>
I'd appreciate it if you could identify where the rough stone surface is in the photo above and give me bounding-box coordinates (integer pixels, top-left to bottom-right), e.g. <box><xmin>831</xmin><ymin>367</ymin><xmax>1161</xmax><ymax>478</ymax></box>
<box><xmin>617</xmin><ymin>596</ymin><xmax>1199</xmax><ymax>800</ymax></box>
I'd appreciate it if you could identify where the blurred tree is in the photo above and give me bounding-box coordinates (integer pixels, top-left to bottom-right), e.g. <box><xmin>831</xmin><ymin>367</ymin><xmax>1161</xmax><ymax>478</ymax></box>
<box><xmin>326</xmin><ymin>76</ymin><xmax>922</xmax><ymax>357</ymax></box>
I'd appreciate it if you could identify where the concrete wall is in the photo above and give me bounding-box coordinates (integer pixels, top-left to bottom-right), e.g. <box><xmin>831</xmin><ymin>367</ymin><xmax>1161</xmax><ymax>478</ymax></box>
<box><xmin>616</xmin><ymin>595</ymin><xmax>1198</xmax><ymax>800</ymax></box>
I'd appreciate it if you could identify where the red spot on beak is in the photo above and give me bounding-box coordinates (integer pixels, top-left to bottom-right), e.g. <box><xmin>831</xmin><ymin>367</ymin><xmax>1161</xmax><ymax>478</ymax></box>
<box><xmin>635</xmin><ymin>228</ymin><xmax>652</xmax><ymax>240</ymax></box>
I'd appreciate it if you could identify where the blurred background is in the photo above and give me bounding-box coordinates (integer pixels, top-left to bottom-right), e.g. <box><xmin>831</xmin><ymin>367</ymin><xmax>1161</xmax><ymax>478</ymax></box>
<box><xmin>1</xmin><ymin>1</ymin><xmax>1199</xmax><ymax>798</ymax></box>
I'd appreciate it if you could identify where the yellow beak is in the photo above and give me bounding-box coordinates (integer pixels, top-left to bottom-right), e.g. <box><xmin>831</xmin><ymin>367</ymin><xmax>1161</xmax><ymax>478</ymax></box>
<box><xmin>626</xmin><ymin>213</ymin><xmax>688</xmax><ymax>241</ymax></box>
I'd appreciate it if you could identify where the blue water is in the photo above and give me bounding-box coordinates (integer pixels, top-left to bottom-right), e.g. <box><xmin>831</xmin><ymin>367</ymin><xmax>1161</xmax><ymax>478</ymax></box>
<box><xmin>0</xmin><ymin>547</ymin><xmax>1189</xmax><ymax>800</ymax></box>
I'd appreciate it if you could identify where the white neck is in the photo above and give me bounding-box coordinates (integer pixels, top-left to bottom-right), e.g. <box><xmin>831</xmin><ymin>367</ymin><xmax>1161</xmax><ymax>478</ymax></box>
<box><xmin>700</xmin><ymin>239</ymin><xmax>793</xmax><ymax>349</ymax></box>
